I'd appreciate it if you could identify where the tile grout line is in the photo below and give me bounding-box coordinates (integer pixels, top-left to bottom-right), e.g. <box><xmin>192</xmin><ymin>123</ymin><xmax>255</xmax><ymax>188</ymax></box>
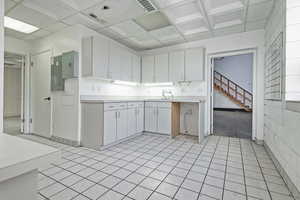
<box><xmin>221</xmin><ymin>137</ymin><xmax>230</xmax><ymax>200</ymax></box>
<box><xmin>250</xmin><ymin>142</ymin><xmax>273</xmax><ymax>200</ymax></box>
<box><xmin>239</xmin><ymin>138</ymin><xmax>249</xmax><ymax>200</ymax></box>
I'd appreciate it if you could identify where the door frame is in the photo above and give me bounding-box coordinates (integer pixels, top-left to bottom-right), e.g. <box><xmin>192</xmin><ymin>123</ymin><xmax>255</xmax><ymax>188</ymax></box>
<box><xmin>29</xmin><ymin>49</ymin><xmax>53</xmax><ymax>136</ymax></box>
<box><xmin>3</xmin><ymin>51</ymin><xmax>27</xmax><ymax>134</ymax></box>
<box><xmin>207</xmin><ymin>48</ymin><xmax>257</xmax><ymax>141</ymax></box>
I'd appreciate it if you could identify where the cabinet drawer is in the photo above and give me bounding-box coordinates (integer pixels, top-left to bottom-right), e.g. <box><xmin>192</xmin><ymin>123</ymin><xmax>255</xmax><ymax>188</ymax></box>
<box><xmin>128</xmin><ymin>101</ymin><xmax>144</xmax><ymax>109</ymax></box>
<box><xmin>145</xmin><ymin>101</ymin><xmax>171</xmax><ymax>108</ymax></box>
<box><xmin>104</xmin><ymin>103</ymin><xmax>127</xmax><ymax>111</ymax></box>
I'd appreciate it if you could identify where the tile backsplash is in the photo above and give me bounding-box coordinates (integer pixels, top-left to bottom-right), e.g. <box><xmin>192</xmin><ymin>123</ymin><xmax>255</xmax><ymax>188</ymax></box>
<box><xmin>80</xmin><ymin>79</ymin><xmax>206</xmax><ymax>97</ymax></box>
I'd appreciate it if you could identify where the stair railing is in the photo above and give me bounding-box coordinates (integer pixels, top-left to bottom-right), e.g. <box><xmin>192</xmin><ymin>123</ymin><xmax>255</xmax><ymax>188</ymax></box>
<box><xmin>214</xmin><ymin>71</ymin><xmax>253</xmax><ymax>110</ymax></box>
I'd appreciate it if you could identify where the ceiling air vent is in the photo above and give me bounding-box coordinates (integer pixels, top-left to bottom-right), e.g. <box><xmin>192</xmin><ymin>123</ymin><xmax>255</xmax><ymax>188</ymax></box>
<box><xmin>136</xmin><ymin>0</ymin><xmax>157</xmax><ymax>12</ymax></box>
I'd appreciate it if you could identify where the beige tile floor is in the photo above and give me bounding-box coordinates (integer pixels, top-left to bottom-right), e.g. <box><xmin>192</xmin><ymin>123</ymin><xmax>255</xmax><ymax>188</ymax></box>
<box><xmin>19</xmin><ymin>133</ymin><xmax>295</xmax><ymax>200</ymax></box>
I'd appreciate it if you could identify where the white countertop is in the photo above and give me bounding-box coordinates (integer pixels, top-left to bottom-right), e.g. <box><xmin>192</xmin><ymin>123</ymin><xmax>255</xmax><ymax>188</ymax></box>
<box><xmin>80</xmin><ymin>95</ymin><xmax>206</xmax><ymax>103</ymax></box>
<box><xmin>0</xmin><ymin>134</ymin><xmax>60</xmax><ymax>182</ymax></box>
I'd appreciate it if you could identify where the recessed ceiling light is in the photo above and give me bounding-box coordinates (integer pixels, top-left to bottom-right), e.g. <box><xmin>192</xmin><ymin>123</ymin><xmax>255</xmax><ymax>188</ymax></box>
<box><xmin>4</xmin><ymin>16</ymin><xmax>39</xmax><ymax>34</ymax></box>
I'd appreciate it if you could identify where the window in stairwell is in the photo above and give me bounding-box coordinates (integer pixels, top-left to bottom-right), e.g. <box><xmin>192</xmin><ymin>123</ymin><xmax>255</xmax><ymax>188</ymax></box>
<box><xmin>286</xmin><ymin>0</ymin><xmax>300</xmax><ymax>111</ymax></box>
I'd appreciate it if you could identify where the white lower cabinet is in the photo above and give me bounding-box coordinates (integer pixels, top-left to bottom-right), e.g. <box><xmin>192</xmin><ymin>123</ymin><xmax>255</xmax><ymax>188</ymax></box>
<box><xmin>127</xmin><ymin>108</ymin><xmax>136</xmax><ymax>137</ymax></box>
<box><xmin>103</xmin><ymin>110</ymin><xmax>117</xmax><ymax>145</ymax></box>
<box><xmin>127</xmin><ymin>102</ymin><xmax>144</xmax><ymax>136</ymax></box>
<box><xmin>137</xmin><ymin>106</ymin><xmax>144</xmax><ymax>133</ymax></box>
<box><xmin>145</xmin><ymin>102</ymin><xmax>171</xmax><ymax>135</ymax></box>
<box><xmin>116</xmin><ymin>109</ymin><xmax>128</xmax><ymax>140</ymax></box>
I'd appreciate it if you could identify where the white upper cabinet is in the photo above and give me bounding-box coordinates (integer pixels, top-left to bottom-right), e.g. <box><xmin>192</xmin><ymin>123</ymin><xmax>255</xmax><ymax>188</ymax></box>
<box><xmin>82</xmin><ymin>36</ymin><xmax>109</xmax><ymax>79</ymax></box>
<box><xmin>155</xmin><ymin>53</ymin><xmax>169</xmax><ymax>82</ymax></box>
<box><xmin>185</xmin><ymin>48</ymin><xmax>204</xmax><ymax>81</ymax></box>
<box><xmin>109</xmin><ymin>42</ymin><xmax>122</xmax><ymax>80</ymax></box>
<box><xmin>120</xmin><ymin>48</ymin><xmax>132</xmax><ymax>81</ymax></box>
<box><xmin>169</xmin><ymin>50</ymin><xmax>185</xmax><ymax>82</ymax></box>
<box><xmin>132</xmin><ymin>54</ymin><xmax>141</xmax><ymax>83</ymax></box>
<box><xmin>142</xmin><ymin>55</ymin><xmax>155</xmax><ymax>83</ymax></box>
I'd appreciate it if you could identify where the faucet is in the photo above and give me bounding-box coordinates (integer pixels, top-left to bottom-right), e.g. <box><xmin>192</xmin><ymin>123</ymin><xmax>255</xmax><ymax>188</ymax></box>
<box><xmin>162</xmin><ymin>89</ymin><xmax>174</xmax><ymax>99</ymax></box>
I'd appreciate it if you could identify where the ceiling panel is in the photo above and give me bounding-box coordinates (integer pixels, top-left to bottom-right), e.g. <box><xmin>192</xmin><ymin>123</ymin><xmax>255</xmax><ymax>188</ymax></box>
<box><xmin>204</xmin><ymin>0</ymin><xmax>244</xmax><ymax>15</ymax></box>
<box><xmin>163</xmin><ymin>1</ymin><xmax>202</xmax><ymax>24</ymax></box>
<box><xmin>83</xmin><ymin>0</ymin><xmax>146</xmax><ymax>26</ymax></box>
<box><xmin>63</xmin><ymin>0</ymin><xmax>105</xmax><ymax>11</ymax></box>
<box><xmin>176</xmin><ymin>18</ymin><xmax>208</xmax><ymax>35</ymax></box>
<box><xmin>24</xmin><ymin>29</ymin><xmax>51</xmax><ymax>40</ymax></box>
<box><xmin>7</xmin><ymin>4</ymin><xmax>57</xmax><ymax>29</ymax></box>
<box><xmin>5</xmin><ymin>0</ymin><xmax>16</xmax><ymax>13</ymax></box>
<box><xmin>43</xmin><ymin>22</ymin><xmax>69</xmax><ymax>33</ymax></box>
<box><xmin>149</xmin><ymin>25</ymin><xmax>184</xmax><ymax>42</ymax></box>
<box><xmin>62</xmin><ymin>13</ymin><xmax>105</xmax><ymax>30</ymax></box>
<box><xmin>153</xmin><ymin>0</ymin><xmax>195</xmax><ymax>9</ymax></box>
<box><xmin>211</xmin><ymin>10</ymin><xmax>243</xmax><ymax>28</ymax></box>
<box><xmin>214</xmin><ymin>24</ymin><xmax>243</xmax><ymax>36</ymax></box>
<box><xmin>247</xmin><ymin>1</ymin><xmax>273</xmax><ymax>22</ymax></box>
<box><xmin>5</xmin><ymin>28</ymin><xmax>27</xmax><ymax>39</ymax></box>
<box><xmin>108</xmin><ymin>20</ymin><xmax>148</xmax><ymax>38</ymax></box>
<box><xmin>246</xmin><ymin>20</ymin><xmax>266</xmax><ymax>31</ymax></box>
<box><xmin>185</xmin><ymin>31</ymin><xmax>211</xmax><ymax>41</ymax></box>
<box><xmin>22</xmin><ymin>0</ymin><xmax>77</xmax><ymax>20</ymax></box>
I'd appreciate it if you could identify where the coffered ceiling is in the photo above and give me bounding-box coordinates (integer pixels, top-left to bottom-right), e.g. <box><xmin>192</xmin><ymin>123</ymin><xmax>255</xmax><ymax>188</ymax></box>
<box><xmin>4</xmin><ymin>0</ymin><xmax>274</xmax><ymax>50</ymax></box>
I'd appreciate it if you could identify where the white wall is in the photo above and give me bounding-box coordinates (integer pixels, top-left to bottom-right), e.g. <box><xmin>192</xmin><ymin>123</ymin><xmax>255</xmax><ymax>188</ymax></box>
<box><xmin>0</xmin><ymin>0</ymin><xmax>4</xmax><ymax>133</ymax></box>
<box><xmin>264</xmin><ymin>0</ymin><xmax>300</xmax><ymax>192</ymax></box>
<box><xmin>141</xmin><ymin>30</ymin><xmax>265</xmax><ymax>140</ymax></box>
<box><xmin>4</xmin><ymin>65</ymin><xmax>22</xmax><ymax>117</ymax></box>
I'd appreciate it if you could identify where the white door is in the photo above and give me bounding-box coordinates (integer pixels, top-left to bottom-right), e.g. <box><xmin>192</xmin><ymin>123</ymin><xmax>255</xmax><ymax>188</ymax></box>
<box><xmin>145</xmin><ymin>107</ymin><xmax>157</xmax><ymax>132</ymax></box>
<box><xmin>117</xmin><ymin>109</ymin><xmax>128</xmax><ymax>140</ymax></box>
<box><xmin>142</xmin><ymin>55</ymin><xmax>155</xmax><ymax>83</ymax></box>
<box><xmin>169</xmin><ymin>50</ymin><xmax>185</xmax><ymax>82</ymax></box>
<box><xmin>31</xmin><ymin>51</ymin><xmax>52</xmax><ymax>138</ymax></box>
<box><xmin>155</xmin><ymin>53</ymin><xmax>169</xmax><ymax>82</ymax></box>
<box><xmin>137</xmin><ymin>106</ymin><xmax>144</xmax><ymax>133</ymax></box>
<box><xmin>104</xmin><ymin>110</ymin><xmax>117</xmax><ymax>145</ymax></box>
<box><xmin>185</xmin><ymin>48</ymin><xmax>204</xmax><ymax>81</ymax></box>
<box><xmin>132</xmin><ymin>54</ymin><xmax>141</xmax><ymax>82</ymax></box>
<box><xmin>127</xmin><ymin>108</ymin><xmax>136</xmax><ymax>136</ymax></box>
<box><xmin>157</xmin><ymin>108</ymin><xmax>171</xmax><ymax>135</ymax></box>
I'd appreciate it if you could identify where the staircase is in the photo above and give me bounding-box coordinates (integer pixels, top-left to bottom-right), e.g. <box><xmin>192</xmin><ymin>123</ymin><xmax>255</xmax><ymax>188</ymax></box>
<box><xmin>214</xmin><ymin>71</ymin><xmax>253</xmax><ymax>112</ymax></box>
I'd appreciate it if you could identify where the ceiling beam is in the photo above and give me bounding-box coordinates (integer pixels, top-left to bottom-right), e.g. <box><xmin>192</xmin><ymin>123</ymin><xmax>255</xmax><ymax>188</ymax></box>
<box><xmin>196</xmin><ymin>0</ymin><xmax>214</xmax><ymax>36</ymax></box>
<box><xmin>242</xmin><ymin>0</ymin><xmax>250</xmax><ymax>31</ymax></box>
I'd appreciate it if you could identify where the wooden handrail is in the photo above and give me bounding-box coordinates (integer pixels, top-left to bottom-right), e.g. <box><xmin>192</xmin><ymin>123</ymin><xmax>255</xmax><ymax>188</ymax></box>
<box><xmin>214</xmin><ymin>71</ymin><xmax>253</xmax><ymax>110</ymax></box>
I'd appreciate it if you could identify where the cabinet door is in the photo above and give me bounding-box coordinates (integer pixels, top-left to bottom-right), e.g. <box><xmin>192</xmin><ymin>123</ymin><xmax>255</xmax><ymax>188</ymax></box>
<box><xmin>109</xmin><ymin>42</ymin><xmax>121</xmax><ymax>80</ymax></box>
<box><xmin>93</xmin><ymin>36</ymin><xmax>109</xmax><ymax>79</ymax></box>
<box><xmin>142</xmin><ymin>55</ymin><xmax>155</xmax><ymax>83</ymax></box>
<box><xmin>185</xmin><ymin>48</ymin><xmax>204</xmax><ymax>81</ymax></box>
<box><xmin>145</xmin><ymin>107</ymin><xmax>157</xmax><ymax>132</ymax></box>
<box><xmin>137</xmin><ymin>107</ymin><xmax>144</xmax><ymax>133</ymax></box>
<box><xmin>117</xmin><ymin>109</ymin><xmax>128</xmax><ymax>140</ymax></box>
<box><xmin>127</xmin><ymin>108</ymin><xmax>136</xmax><ymax>136</ymax></box>
<box><xmin>132</xmin><ymin>54</ymin><xmax>141</xmax><ymax>82</ymax></box>
<box><xmin>104</xmin><ymin>111</ymin><xmax>117</xmax><ymax>145</ymax></box>
<box><xmin>169</xmin><ymin>50</ymin><xmax>185</xmax><ymax>82</ymax></box>
<box><xmin>120</xmin><ymin>49</ymin><xmax>132</xmax><ymax>81</ymax></box>
<box><xmin>157</xmin><ymin>108</ymin><xmax>171</xmax><ymax>135</ymax></box>
<box><xmin>155</xmin><ymin>53</ymin><xmax>169</xmax><ymax>82</ymax></box>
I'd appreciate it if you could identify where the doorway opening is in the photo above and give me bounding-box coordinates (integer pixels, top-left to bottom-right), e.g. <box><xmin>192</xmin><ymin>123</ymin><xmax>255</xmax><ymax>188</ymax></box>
<box><xmin>212</xmin><ymin>53</ymin><xmax>253</xmax><ymax>139</ymax></box>
<box><xmin>3</xmin><ymin>52</ymin><xmax>25</xmax><ymax>135</ymax></box>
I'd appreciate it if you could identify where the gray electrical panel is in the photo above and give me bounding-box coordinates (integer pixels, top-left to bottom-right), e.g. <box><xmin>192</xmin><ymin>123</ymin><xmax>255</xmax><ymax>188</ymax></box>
<box><xmin>62</xmin><ymin>51</ymin><xmax>79</xmax><ymax>79</ymax></box>
<box><xmin>51</xmin><ymin>55</ymin><xmax>64</xmax><ymax>91</ymax></box>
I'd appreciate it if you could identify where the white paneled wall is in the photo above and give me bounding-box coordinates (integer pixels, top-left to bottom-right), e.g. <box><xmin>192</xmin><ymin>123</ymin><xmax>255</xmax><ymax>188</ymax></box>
<box><xmin>286</xmin><ymin>0</ymin><xmax>300</xmax><ymax>100</ymax></box>
<box><xmin>0</xmin><ymin>0</ymin><xmax>3</xmax><ymax>133</ymax></box>
<box><xmin>264</xmin><ymin>0</ymin><xmax>300</xmax><ymax>192</ymax></box>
